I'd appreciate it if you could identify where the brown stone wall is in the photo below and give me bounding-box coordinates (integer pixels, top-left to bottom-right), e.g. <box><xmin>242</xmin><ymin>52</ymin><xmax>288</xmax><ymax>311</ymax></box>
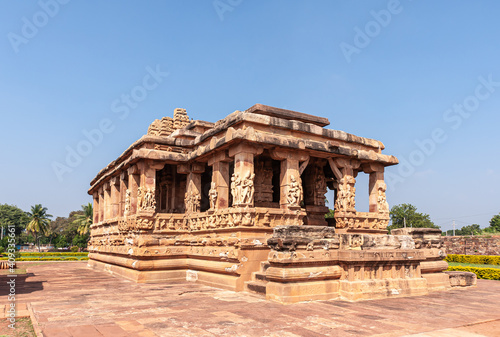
<box><xmin>442</xmin><ymin>236</ymin><xmax>500</xmax><ymax>255</ymax></box>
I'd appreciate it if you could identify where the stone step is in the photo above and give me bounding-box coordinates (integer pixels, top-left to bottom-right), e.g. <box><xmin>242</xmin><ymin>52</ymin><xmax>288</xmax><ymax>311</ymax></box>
<box><xmin>254</xmin><ymin>272</ymin><xmax>267</xmax><ymax>281</ymax></box>
<box><xmin>261</xmin><ymin>261</ymin><xmax>271</xmax><ymax>272</ymax></box>
<box><xmin>245</xmin><ymin>280</ymin><xmax>267</xmax><ymax>295</ymax></box>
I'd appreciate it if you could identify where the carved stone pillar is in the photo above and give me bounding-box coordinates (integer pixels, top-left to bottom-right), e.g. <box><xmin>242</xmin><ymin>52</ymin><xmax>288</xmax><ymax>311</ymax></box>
<box><xmin>98</xmin><ymin>187</ymin><xmax>104</xmax><ymax>222</ymax></box>
<box><xmin>110</xmin><ymin>177</ymin><xmax>120</xmax><ymax>218</ymax></box>
<box><xmin>302</xmin><ymin>159</ymin><xmax>328</xmax><ymax>226</ymax></box>
<box><xmin>103</xmin><ymin>181</ymin><xmax>111</xmax><ymax>220</ymax></box>
<box><xmin>328</xmin><ymin>158</ymin><xmax>359</xmax><ymax>232</ymax></box>
<box><xmin>271</xmin><ymin>150</ymin><xmax>309</xmax><ymax>210</ymax></box>
<box><xmin>332</xmin><ymin>158</ymin><xmax>357</xmax><ymax>213</ymax></box>
<box><xmin>92</xmin><ymin>192</ymin><xmax>99</xmax><ymax>223</ymax></box>
<box><xmin>179</xmin><ymin>163</ymin><xmax>204</xmax><ymax>213</ymax></box>
<box><xmin>364</xmin><ymin>163</ymin><xmax>389</xmax><ymax>214</ymax></box>
<box><xmin>119</xmin><ymin>172</ymin><xmax>127</xmax><ymax>217</ymax></box>
<box><xmin>362</xmin><ymin>162</ymin><xmax>390</xmax><ymax>232</ymax></box>
<box><xmin>137</xmin><ymin>160</ymin><xmax>163</xmax><ymax>215</ymax></box>
<box><xmin>229</xmin><ymin>144</ymin><xmax>263</xmax><ymax>207</ymax></box>
<box><xmin>303</xmin><ymin>159</ymin><xmax>327</xmax><ymax>207</ymax></box>
<box><xmin>254</xmin><ymin>157</ymin><xmax>274</xmax><ymax>205</ymax></box>
<box><xmin>208</xmin><ymin>152</ymin><xmax>231</xmax><ymax>209</ymax></box>
<box><xmin>127</xmin><ymin>165</ymin><xmax>140</xmax><ymax>215</ymax></box>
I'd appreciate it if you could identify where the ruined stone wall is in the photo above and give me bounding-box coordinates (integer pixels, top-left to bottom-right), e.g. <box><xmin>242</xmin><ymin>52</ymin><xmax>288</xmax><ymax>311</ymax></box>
<box><xmin>443</xmin><ymin>236</ymin><xmax>500</xmax><ymax>256</ymax></box>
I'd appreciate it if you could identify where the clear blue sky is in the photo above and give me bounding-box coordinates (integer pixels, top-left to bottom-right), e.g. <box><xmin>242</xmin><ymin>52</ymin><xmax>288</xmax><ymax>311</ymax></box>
<box><xmin>1</xmin><ymin>0</ymin><xmax>499</xmax><ymax>232</ymax></box>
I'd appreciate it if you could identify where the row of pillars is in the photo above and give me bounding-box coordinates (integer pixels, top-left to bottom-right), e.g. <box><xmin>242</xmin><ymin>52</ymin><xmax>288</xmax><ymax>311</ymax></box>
<box><xmin>328</xmin><ymin>158</ymin><xmax>388</xmax><ymax>214</ymax></box>
<box><xmin>92</xmin><ymin>145</ymin><xmax>388</xmax><ymax>224</ymax></box>
<box><xmin>93</xmin><ymin>161</ymin><xmax>161</xmax><ymax>223</ymax></box>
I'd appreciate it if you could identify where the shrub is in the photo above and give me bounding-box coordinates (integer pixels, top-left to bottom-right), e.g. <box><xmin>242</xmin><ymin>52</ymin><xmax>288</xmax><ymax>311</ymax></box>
<box><xmin>447</xmin><ymin>266</ymin><xmax>500</xmax><ymax>280</ymax></box>
<box><xmin>445</xmin><ymin>254</ymin><xmax>500</xmax><ymax>265</ymax></box>
<box><xmin>70</xmin><ymin>246</ymin><xmax>79</xmax><ymax>253</ymax></box>
<box><xmin>20</xmin><ymin>252</ymin><xmax>88</xmax><ymax>256</ymax></box>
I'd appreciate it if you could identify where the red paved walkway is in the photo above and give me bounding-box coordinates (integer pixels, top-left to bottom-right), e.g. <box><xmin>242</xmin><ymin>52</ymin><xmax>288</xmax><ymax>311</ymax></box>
<box><xmin>1</xmin><ymin>262</ymin><xmax>499</xmax><ymax>336</ymax></box>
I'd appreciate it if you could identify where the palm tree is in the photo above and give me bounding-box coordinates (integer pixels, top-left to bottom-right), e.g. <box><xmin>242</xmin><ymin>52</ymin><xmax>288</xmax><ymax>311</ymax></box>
<box><xmin>72</xmin><ymin>203</ymin><xmax>93</xmax><ymax>235</ymax></box>
<box><xmin>27</xmin><ymin>204</ymin><xmax>52</xmax><ymax>252</ymax></box>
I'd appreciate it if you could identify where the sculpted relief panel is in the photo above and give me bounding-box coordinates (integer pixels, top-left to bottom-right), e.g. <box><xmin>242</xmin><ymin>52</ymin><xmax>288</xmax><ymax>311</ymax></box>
<box><xmin>377</xmin><ymin>182</ymin><xmax>390</xmax><ymax>213</ymax></box>
<box><xmin>209</xmin><ymin>182</ymin><xmax>218</xmax><ymax>209</ymax></box>
<box><xmin>231</xmin><ymin>172</ymin><xmax>255</xmax><ymax>206</ymax></box>
<box><xmin>287</xmin><ymin>175</ymin><xmax>303</xmax><ymax>207</ymax></box>
<box><xmin>138</xmin><ymin>187</ymin><xmax>156</xmax><ymax>212</ymax></box>
<box><xmin>185</xmin><ymin>190</ymin><xmax>201</xmax><ymax>213</ymax></box>
<box><xmin>335</xmin><ymin>177</ymin><xmax>356</xmax><ymax>213</ymax></box>
<box><xmin>124</xmin><ymin>189</ymin><xmax>131</xmax><ymax>217</ymax></box>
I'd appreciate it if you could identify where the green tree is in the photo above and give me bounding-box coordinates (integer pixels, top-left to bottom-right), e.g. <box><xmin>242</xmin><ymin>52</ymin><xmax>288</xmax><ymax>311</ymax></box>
<box><xmin>0</xmin><ymin>204</ymin><xmax>30</xmax><ymax>240</ymax></box>
<box><xmin>72</xmin><ymin>233</ymin><xmax>90</xmax><ymax>249</ymax></box>
<box><xmin>489</xmin><ymin>214</ymin><xmax>500</xmax><ymax>232</ymax></box>
<box><xmin>388</xmin><ymin>203</ymin><xmax>438</xmax><ymax>232</ymax></box>
<box><xmin>26</xmin><ymin>204</ymin><xmax>52</xmax><ymax>252</ymax></box>
<box><xmin>55</xmin><ymin>235</ymin><xmax>68</xmax><ymax>248</ymax></box>
<box><xmin>325</xmin><ymin>209</ymin><xmax>335</xmax><ymax>219</ymax></box>
<box><xmin>457</xmin><ymin>224</ymin><xmax>481</xmax><ymax>236</ymax></box>
<box><xmin>72</xmin><ymin>203</ymin><xmax>93</xmax><ymax>235</ymax></box>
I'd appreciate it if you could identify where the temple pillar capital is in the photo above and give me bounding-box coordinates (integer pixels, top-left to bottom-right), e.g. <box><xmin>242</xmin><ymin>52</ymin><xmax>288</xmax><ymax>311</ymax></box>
<box><xmin>228</xmin><ymin>143</ymin><xmax>263</xmax><ymax>157</ymax></box>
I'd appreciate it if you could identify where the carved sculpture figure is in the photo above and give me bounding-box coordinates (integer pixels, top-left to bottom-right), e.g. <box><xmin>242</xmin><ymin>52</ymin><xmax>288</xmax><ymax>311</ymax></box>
<box><xmin>231</xmin><ymin>173</ymin><xmax>240</xmax><ymax>205</ymax></box>
<box><xmin>185</xmin><ymin>190</ymin><xmax>201</xmax><ymax>213</ymax></box>
<box><xmin>335</xmin><ymin>180</ymin><xmax>355</xmax><ymax>212</ymax></box>
<box><xmin>209</xmin><ymin>182</ymin><xmax>218</xmax><ymax>209</ymax></box>
<box><xmin>124</xmin><ymin>189</ymin><xmax>131</xmax><ymax>217</ymax></box>
<box><xmin>287</xmin><ymin>175</ymin><xmax>303</xmax><ymax>206</ymax></box>
<box><xmin>348</xmin><ymin>186</ymin><xmax>356</xmax><ymax>210</ymax></box>
<box><xmin>138</xmin><ymin>187</ymin><xmax>156</xmax><ymax>212</ymax></box>
<box><xmin>377</xmin><ymin>183</ymin><xmax>390</xmax><ymax>213</ymax></box>
<box><xmin>231</xmin><ymin>172</ymin><xmax>255</xmax><ymax>205</ymax></box>
<box><xmin>241</xmin><ymin>172</ymin><xmax>255</xmax><ymax>204</ymax></box>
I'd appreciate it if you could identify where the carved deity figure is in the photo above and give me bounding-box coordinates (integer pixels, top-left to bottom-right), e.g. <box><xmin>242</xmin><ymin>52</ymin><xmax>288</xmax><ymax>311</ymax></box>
<box><xmin>124</xmin><ymin>189</ymin><xmax>131</xmax><ymax>217</ymax></box>
<box><xmin>241</xmin><ymin>172</ymin><xmax>255</xmax><ymax>204</ymax></box>
<box><xmin>347</xmin><ymin>185</ymin><xmax>356</xmax><ymax>210</ymax></box>
<box><xmin>209</xmin><ymin>182</ymin><xmax>218</xmax><ymax>209</ymax></box>
<box><xmin>185</xmin><ymin>190</ymin><xmax>201</xmax><ymax>213</ymax></box>
<box><xmin>138</xmin><ymin>187</ymin><xmax>156</xmax><ymax>212</ymax></box>
<box><xmin>335</xmin><ymin>179</ymin><xmax>356</xmax><ymax>212</ymax></box>
<box><xmin>231</xmin><ymin>172</ymin><xmax>254</xmax><ymax>205</ymax></box>
<box><xmin>314</xmin><ymin>173</ymin><xmax>327</xmax><ymax>205</ymax></box>
<box><xmin>377</xmin><ymin>183</ymin><xmax>390</xmax><ymax>213</ymax></box>
<box><xmin>231</xmin><ymin>173</ymin><xmax>240</xmax><ymax>205</ymax></box>
<box><xmin>287</xmin><ymin>175</ymin><xmax>303</xmax><ymax>206</ymax></box>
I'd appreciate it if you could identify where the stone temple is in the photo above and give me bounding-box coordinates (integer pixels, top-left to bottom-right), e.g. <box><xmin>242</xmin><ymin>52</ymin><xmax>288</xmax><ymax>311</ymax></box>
<box><xmin>87</xmin><ymin>104</ymin><xmax>460</xmax><ymax>303</ymax></box>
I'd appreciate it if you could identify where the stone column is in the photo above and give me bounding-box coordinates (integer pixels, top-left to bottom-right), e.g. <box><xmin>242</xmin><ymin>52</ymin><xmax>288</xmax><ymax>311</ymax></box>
<box><xmin>364</xmin><ymin>163</ymin><xmax>388</xmax><ymax>213</ymax></box>
<box><xmin>179</xmin><ymin>163</ymin><xmax>204</xmax><ymax>213</ymax></box>
<box><xmin>328</xmin><ymin>158</ymin><xmax>360</xmax><ymax>232</ymax></box>
<box><xmin>208</xmin><ymin>151</ymin><xmax>231</xmax><ymax>209</ymax></box>
<box><xmin>119</xmin><ymin>172</ymin><xmax>127</xmax><ymax>217</ymax></box>
<box><xmin>271</xmin><ymin>149</ymin><xmax>309</xmax><ymax>210</ymax></box>
<box><xmin>229</xmin><ymin>144</ymin><xmax>263</xmax><ymax>207</ymax></box>
<box><xmin>137</xmin><ymin>160</ymin><xmax>163</xmax><ymax>215</ymax></box>
<box><xmin>110</xmin><ymin>177</ymin><xmax>120</xmax><ymax>218</ymax></box>
<box><xmin>103</xmin><ymin>182</ymin><xmax>111</xmax><ymax>220</ymax></box>
<box><xmin>98</xmin><ymin>187</ymin><xmax>104</xmax><ymax>222</ymax></box>
<box><xmin>92</xmin><ymin>192</ymin><xmax>99</xmax><ymax>223</ymax></box>
<box><xmin>333</xmin><ymin>158</ymin><xmax>358</xmax><ymax>213</ymax></box>
<box><xmin>128</xmin><ymin>165</ymin><xmax>140</xmax><ymax>215</ymax></box>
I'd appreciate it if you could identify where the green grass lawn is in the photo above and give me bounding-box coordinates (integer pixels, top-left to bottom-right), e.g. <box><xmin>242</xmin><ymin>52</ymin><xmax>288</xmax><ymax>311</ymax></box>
<box><xmin>19</xmin><ymin>255</ymin><xmax>88</xmax><ymax>259</ymax></box>
<box><xmin>447</xmin><ymin>262</ymin><xmax>500</xmax><ymax>269</ymax></box>
<box><xmin>0</xmin><ymin>268</ymin><xmax>27</xmax><ymax>275</ymax></box>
